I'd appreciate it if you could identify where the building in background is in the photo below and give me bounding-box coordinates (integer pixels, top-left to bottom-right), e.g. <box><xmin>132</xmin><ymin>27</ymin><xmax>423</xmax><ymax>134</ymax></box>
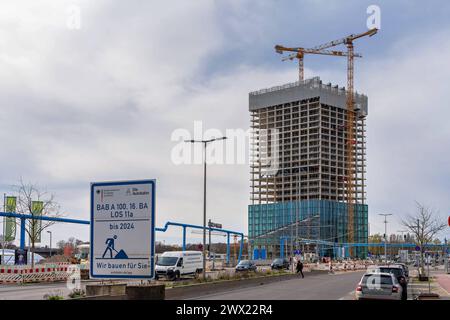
<box><xmin>248</xmin><ymin>77</ymin><xmax>368</xmax><ymax>259</ymax></box>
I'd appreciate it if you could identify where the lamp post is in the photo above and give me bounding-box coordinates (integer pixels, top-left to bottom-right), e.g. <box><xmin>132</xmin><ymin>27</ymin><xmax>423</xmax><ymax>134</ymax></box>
<box><xmin>397</xmin><ymin>229</ymin><xmax>408</xmax><ymax>262</ymax></box>
<box><xmin>379</xmin><ymin>214</ymin><xmax>392</xmax><ymax>263</ymax></box>
<box><xmin>47</xmin><ymin>230</ymin><xmax>52</xmax><ymax>257</ymax></box>
<box><xmin>185</xmin><ymin>137</ymin><xmax>227</xmax><ymax>280</ymax></box>
<box><xmin>2</xmin><ymin>193</ymin><xmax>6</xmax><ymax>265</ymax></box>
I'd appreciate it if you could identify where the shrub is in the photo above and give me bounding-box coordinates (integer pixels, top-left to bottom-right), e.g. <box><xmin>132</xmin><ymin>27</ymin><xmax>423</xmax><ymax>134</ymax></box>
<box><xmin>43</xmin><ymin>290</ymin><xmax>64</xmax><ymax>300</ymax></box>
<box><xmin>68</xmin><ymin>289</ymin><xmax>86</xmax><ymax>299</ymax></box>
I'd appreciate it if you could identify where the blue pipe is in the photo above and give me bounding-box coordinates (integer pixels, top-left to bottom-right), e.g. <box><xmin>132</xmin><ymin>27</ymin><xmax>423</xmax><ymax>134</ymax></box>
<box><xmin>238</xmin><ymin>234</ymin><xmax>243</xmax><ymax>262</ymax></box>
<box><xmin>1</xmin><ymin>213</ymin><xmax>246</xmax><ymax>260</ymax></box>
<box><xmin>157</xmin><ymin>221</ymin><xmax>243</xmax><ymax>237</ymax></box>
<box><xmin>227</xmin><ymin>233</ymin><xmax>230</xmax><ymax>264</ymax></box>
<box><xmin>20</xmin><ymin>218</ymin><xmax>26</xmax><ymax>250</ymax></box>
<box><xmin>280</xmin><ymin>238</ymin><xmax>284</xmax><ymax>259</ymax></box>
<box><xmin>0</xmin><ymin>212</ymin><xmax>89</xmax><ymax>225</ymax></box>
<box><xmin>157</xmin><ymin>221</ymin><xmax>244</xmax><ymax>263</ymax></box>
<box><xmin>182</xmin><ymin>226</ymin><xmax>186</xmax><ymax>251</ymax></box>
<box><xmin>0</xmin><ymin>212</ymin><xmax>89</xmax><ymax>250</ymax></box>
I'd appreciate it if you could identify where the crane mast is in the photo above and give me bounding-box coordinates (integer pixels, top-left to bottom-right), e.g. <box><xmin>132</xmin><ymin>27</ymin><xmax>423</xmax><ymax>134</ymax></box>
<box><xmin>346</xmin><ymin>41</ymin><xmax>356</xmax><ymax>252</ymax></box>
<box><xmin>274</xmin><ymin>28</ymin><xmax>377</xmax><ymax>257</ymax></box>
<box><xmin>315</xmin><ymin>28</ymin><xmax>377</xmax><ymax>256</ymax></box>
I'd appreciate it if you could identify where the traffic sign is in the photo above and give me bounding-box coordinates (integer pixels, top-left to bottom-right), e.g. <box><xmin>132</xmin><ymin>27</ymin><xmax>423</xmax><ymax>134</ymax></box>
<box><xmin>208</xmin><ymin>221</ymin><xmax>222</xmax><ymax>229</ymax></box>
<box><xmin>415</xmin><ymin>245</ymin><xmax>421</xmax><ymax>251</ymax></box>
<box><xmin>90</xmin><ymin>180</ymin><xmax>155</xmax><ymax>279</ymax></box>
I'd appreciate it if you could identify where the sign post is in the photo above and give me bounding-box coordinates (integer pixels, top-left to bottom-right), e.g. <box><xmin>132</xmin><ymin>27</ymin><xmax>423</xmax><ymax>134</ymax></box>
<box><xmin>90</xmin><ymin>180</ymin><xmax>155</xmax><ymax>279</ymax></box>
<box><xmin>207</xmin><ymin>220</ymin><xmax>222</xmax><ymax>259</ymax></box>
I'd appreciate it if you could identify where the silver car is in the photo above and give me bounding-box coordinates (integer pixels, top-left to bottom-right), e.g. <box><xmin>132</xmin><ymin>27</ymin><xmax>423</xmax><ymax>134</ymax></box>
<box><xmin>355</xmin><ymin>272</ymin><xmax>403</xmax><ymax>300</ymax></box>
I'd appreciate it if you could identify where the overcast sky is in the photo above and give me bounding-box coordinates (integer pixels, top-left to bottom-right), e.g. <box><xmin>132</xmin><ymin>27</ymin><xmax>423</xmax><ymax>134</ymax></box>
<box><xmin>0</xmin><ymin>0</ymin><xmax>449</xmax><ymax>246</ymax></box>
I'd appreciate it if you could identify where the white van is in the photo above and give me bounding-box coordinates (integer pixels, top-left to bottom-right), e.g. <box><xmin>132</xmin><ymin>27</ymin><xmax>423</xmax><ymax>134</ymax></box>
<box><xmin>155</xmin><ymin>251</ymin><xmax>203</xmax><ymax>280</ymax></box>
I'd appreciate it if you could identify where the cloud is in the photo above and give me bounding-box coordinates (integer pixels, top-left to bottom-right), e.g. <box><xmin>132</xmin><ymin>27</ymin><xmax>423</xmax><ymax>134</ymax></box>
<box><xmin>0</xmin><ymin>1</ymin><xmax>449</xmax><ymax>246</ymax></box>
<box><xmin>360</xmin><ymin>28</ymin><xmax>450</xmax><ymax>237</ymax></box>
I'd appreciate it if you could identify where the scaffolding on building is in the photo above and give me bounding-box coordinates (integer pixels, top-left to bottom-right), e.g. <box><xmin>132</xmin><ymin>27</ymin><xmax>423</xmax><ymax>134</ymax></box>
<box><xmin>249</xmin><ymin>78</ymin><xmax>368</xmax><ymax>259</ymax></box>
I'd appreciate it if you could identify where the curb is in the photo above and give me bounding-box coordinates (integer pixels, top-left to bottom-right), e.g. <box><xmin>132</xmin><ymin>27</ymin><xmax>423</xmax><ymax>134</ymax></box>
<box><xmin>165</xmin><ymin>270</ymin><xmax>328</xmax><ymax>300</ymax></box>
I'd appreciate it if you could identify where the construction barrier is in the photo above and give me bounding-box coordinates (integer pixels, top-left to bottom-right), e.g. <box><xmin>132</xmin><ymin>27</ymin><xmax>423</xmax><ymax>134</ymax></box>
<box><xmin>0</xmin><ymin>263</ymin><xmax>78</xmax><ymax>284</ymax></box>
<box><xmin>305</xmin><ymin>262</ymin><xmax>370</xmax><ymax>272</ymax></box>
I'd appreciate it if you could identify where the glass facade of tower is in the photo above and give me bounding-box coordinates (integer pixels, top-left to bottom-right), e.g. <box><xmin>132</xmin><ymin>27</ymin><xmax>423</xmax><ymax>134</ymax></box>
<box><xmin>249</xmin><ymin>78</ymin><xmax>369</xmax><ymax>259</ymax></box>
<box><xmin>248</xmin><ymin>200</ymin><xmax>368</xmax><ymax>258</ymax></box>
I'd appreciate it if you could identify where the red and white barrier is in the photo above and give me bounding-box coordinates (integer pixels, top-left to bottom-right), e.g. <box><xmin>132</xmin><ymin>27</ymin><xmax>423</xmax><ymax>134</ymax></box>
<box><xmin>0</xmin><ymin>263</ymin><xmax>77</xmax><ymax>284</ymax></box>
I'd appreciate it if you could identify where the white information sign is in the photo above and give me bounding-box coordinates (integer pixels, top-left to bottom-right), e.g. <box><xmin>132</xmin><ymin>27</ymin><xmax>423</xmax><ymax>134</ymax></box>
<box><xmin>90</xmin><ymin>180</ymin><xmax>155</xmax><ymax>279</ymax></box>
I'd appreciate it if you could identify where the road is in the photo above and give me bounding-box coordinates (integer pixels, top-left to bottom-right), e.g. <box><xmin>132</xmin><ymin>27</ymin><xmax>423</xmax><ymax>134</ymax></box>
<box><xmin>0</xmin><ymin>271</ymin><xmax>364</xmax><ymax>300</ymax></box>
<box><xmin>0</xmin><ymin>282</ymin><xmax>74</xmax><ymax>300</ymax></box>
<box><xmin>5</xmin><ymin>269</ymin><xmax>443</xmax><ymax>300</ymax></box>
<box><xmin>189</xmin><ymin>271</ymin><xmax>365</xmax><ymax>300</ymax></box>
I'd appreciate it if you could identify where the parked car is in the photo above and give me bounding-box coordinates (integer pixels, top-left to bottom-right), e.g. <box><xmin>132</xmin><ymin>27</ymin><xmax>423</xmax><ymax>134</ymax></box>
<box><xmin>355</xmin><ymin>272</ymin><xmax>403</xmax><ymax>300</ymax></box>
<box><xmin>271</xmin><ymin>258</ymin><xmax>290</xmax><ymax>270</ymax></box>
<box><xmin>155</xmin><ymin>251</ymin><xmax>203</xmax><ymax>280</ymax></box>
<box><xmin>235</xmin><ymin>260</ymin><xmax>257</xmax><ymax>272</ymax></box>
<box><xmin>392</xmin><ymin>263</ymin><xmax>409</xmax><ymax>279</ymax></box>
<box><xmin>367</xmin><ymin>265</ymin><xmax>408</xmax><ymax>300</ymax></box>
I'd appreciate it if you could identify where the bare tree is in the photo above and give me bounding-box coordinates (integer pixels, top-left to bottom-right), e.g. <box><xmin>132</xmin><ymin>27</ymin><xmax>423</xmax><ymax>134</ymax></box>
<box><xmin>14</xmin><ymin>179</ymin><xmax>63</xmax><ymax>267</ymax></box>
<box><xmin>401</xmin><ymin>202</ymin><xmax>446</xmax><ymax>274</ymax></box>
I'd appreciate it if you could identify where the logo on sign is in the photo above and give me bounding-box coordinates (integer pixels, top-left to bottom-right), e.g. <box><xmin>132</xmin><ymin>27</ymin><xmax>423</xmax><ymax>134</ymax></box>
<box><xmin>126</xmin><ymin>187</ymin><xmax>149</xmax><ymax>196</ymax></box>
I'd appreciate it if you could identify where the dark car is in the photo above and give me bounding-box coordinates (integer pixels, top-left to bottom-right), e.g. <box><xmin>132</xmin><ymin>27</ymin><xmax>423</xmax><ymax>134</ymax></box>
<box><xmin>368</xmin><ymin>265</ymin><xmax>408</xmax><ymax>300</ymax></box>
<box><xmin>235</xmin><ymin>260</ymin><xmax>257</xmax><ymax>272</ymax></box>
<box><xmin>271</xmin><ymin>258</ymin><xmax>290</xmax><ymax>270</ymax></box>
<box><xmin>392</xmin><ymin>263</ymin><xmax>409</xmax><ymax>279</ymax></box>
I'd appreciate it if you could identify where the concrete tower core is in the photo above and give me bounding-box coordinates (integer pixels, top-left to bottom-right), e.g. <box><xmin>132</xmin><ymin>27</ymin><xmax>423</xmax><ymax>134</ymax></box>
<box><xmin>248</xmin><ymin>77</ymin><xmax>368</xmax><ymax>259</ymax></box>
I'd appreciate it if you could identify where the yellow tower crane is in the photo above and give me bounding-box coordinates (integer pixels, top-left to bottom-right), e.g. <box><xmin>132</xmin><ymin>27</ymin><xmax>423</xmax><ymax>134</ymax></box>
<box><xmin>310</xmin><ymin>28</ymin><xmax>378</xmax><ymax>255</ymax></box>
<box><xmin>274</xmin><ymin>45</ymin><xmax>362</xmax><ymax>82</ymax></box>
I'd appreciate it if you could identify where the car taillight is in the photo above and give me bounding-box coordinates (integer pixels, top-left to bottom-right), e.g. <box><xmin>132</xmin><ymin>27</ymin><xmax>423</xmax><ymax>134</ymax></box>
<box><xmin>356</xmin><ymin>285</ymin><xmax>362</xmax><ymax>292</ymax></box>
<box><xmin>392</xmin><ymin>286</ymin><xmax>399</xmax><ymax>293</ymax></box>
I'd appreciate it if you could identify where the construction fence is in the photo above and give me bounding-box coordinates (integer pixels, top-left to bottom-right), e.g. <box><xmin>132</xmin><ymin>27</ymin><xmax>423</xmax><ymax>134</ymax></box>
<box><xmin>0</xmin><ymin>263</ymin><xmax>79</xmax><ymax>284</ymax></box>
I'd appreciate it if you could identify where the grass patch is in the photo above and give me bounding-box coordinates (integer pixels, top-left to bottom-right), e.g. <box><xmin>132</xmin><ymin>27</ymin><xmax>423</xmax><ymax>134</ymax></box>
<box><xmin>43</xmin><ymin>290</ymin><xmax>64</xmax><ymax>300</ymax></box>
<box><xmin>68</xmin><ymin>289</ymin><xmax>86</xmax><ymax>299</ymax></box>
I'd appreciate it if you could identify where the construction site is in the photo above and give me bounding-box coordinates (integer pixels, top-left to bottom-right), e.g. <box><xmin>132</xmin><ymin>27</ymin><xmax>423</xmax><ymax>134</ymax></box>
<box><xmin>248</xmin><ymin>29</ymin><xmax>377</xmax><ymax>259</ymax></box>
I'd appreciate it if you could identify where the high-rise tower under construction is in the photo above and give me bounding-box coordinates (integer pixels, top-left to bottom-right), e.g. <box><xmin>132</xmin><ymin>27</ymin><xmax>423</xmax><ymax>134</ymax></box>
<box><xmin>248</xmin><ymin>77</ymin><xmax>368</xmax><ymax>259</ymax></box>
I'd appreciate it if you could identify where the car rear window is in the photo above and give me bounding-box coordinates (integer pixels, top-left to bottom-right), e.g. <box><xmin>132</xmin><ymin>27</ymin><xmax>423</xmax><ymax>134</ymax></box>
<box><xmin>361</xmin><ymin>274</ymin><xmax>393</xmax><ymax>285</ymax></box>
<box><xmin>379</xmin><ymin>268</ymin><xmax>402</xmax><ymax>277</ymax></box>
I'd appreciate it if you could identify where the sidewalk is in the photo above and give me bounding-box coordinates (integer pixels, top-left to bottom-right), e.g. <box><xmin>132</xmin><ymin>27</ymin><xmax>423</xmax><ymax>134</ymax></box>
<box><xmin>408</xmin><ymin>269</ymin><xmax>450</xmax><ymax>300</ymax></box>
<box><xmin>435</xmin><ymin>273</ymin><xmax>450</xmax><ymax>296</ymax></box>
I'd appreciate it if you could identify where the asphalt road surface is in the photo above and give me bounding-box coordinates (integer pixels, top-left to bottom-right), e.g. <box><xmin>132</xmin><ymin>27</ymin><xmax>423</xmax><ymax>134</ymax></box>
<box><xmin>0</xmin><ymin>271</ymin><xmax>365</xmax><ymax>300</ymax></box>
<box><xmin>189</xmin><ymin>271</ymin><xmax>366</xmax><ymax>300</ymax></box>
<box><xmin>0</xmin><ymin>282</ymin><xmax>74</xmax><ymax>300</ymax></box>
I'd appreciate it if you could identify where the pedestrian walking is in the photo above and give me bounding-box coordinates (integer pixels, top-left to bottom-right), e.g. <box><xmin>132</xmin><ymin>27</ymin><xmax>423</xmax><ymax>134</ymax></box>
<box><xmin>328</xmin><ymin>260</ymin><xmax>334</xmax><ymax>274</ymax></box>
<box><xmin>296</xmin><ymin>259</ymin><xmax>304</xmax><ymax>278</ymax></box>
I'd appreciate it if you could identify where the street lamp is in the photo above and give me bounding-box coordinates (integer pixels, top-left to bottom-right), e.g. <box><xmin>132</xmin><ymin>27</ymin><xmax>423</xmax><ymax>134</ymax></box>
<box><xmin>185</xmin><ymin>136</ymin><xmax>227</xmax><ymax>280</ymax></box>
<box><xmin>397</xmin><ymin>230</ymin><xmax>408</xmax><ymax>262</ymax></box>
<box><xmin>379</xmin><ymin>214</ymin><xmax>393</xmax><ymax>263</ymax></box>
<box><xmin>46</xmin><ymin>230</ymin><xmax>52</xmax><ymax>257</ymax></box>
<box><xmin>397</xmin><ymin>230</ymin><xmax>407</xmax><ymax>244</ymax></box>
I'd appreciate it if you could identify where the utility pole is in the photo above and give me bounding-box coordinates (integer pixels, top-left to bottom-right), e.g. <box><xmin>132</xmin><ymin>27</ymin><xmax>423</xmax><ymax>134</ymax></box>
<box><xmin>379</xmin><ymin>214</ymin><xmax>393</xmax><ymax>264</ymax></box>
<box><xmin>47</xmin><ymin>230</ymin><xmax>52</xmax><ymax>257</ymax></box>
<box><xmin>397</xmin><ymin>230</ymin><xmax>407</xmax><ymax>262</ymax></box>
<box><xmin>185</xmin><ymin>137</ymin><xmax>227</xmax><ymax>280</ymax></box>
<box><xmin>2</xmin><ymin>193</ymin><xmax>5</xmax><ymax>265</ymax></box>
